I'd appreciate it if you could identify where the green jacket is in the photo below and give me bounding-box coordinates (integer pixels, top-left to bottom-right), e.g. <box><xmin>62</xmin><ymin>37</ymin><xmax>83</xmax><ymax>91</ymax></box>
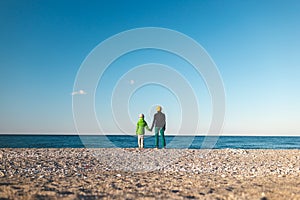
<box><xmin>136</xmin><ymin>118</ymin><xmax>150</xmax><ymax>135</ymax></box>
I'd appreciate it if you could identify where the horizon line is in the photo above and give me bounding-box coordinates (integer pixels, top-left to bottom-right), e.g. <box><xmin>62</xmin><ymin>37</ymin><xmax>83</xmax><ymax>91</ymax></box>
<box><xmin>0</xmin><ymin>133</ymin><xmax>299</xmax><ymax>137</ymax></box>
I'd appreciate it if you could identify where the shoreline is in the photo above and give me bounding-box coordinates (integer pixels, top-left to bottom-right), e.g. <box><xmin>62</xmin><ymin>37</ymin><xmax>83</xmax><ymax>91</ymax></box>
<box><xmin>1</xmin><ymin>148</ymin><xmax>300</xmax><ymax>199</ymax></box>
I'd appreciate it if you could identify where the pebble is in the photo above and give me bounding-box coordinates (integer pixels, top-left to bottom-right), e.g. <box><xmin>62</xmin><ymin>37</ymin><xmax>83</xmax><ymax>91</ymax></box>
<box><xmin>0</xmin><ymin>171</ymin><xmax>5</xmax><ymax>177</ymax></box>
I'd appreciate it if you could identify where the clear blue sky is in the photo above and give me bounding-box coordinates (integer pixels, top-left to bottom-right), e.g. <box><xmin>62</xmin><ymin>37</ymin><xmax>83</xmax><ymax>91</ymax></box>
<box><xmin>1</xmin><ymin>0</ymin><xmax>299</xmax><ymax>135</ymax></box>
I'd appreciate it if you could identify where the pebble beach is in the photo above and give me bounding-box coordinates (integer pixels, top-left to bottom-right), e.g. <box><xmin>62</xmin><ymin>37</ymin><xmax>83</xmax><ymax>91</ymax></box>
<box><xmin>1</xmin><ymin>148</ymin><xmax>300</xmax><ymax>199</ymax></box>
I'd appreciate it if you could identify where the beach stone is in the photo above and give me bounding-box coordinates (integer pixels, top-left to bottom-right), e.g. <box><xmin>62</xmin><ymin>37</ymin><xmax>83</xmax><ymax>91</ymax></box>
<box><xmin>0</xmin><ymin>171</ymin><xmax>5</xmax><ymax>177</ymax></box>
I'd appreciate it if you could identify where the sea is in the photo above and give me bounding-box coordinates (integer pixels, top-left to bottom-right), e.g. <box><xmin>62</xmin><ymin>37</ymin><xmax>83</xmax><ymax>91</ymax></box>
<box><xmin>0</xmin><ymin>135</ymin><xmax>300</xmax><ymax>149</ymax></box>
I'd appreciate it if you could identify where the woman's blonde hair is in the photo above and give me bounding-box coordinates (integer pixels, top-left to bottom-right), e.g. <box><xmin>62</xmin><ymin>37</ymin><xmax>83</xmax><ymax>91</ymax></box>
<box><xmin>156</xmin><ymin>106</ymin><xmax>162</xmax><ymax>111</ymax></box>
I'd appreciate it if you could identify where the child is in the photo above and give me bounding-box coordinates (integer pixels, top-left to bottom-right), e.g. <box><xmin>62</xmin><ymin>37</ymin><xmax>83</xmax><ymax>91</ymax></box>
<box><xmin>136</xmin><ymin>113</ymin><xmax>150</xmax><ymax>148</ymax></box>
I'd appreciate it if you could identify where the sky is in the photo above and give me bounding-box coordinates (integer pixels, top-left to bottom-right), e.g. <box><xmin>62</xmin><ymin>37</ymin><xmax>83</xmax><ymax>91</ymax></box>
<box><xmin>0</xmin><ymin>0</ymin><xmax>300</xmax><ymax>135</ymax></box>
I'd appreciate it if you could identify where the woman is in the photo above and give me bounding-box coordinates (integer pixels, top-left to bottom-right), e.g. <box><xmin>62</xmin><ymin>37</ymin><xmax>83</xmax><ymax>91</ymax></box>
<box><xmin>150</xmin><ymin>106</ymin><xmax>166</xmax><ymax>149</ymax></box>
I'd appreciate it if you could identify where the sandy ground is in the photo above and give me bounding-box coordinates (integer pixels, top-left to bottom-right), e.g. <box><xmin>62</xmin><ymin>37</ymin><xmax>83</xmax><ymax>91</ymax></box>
<box><xmin>0</xmin><ymin>148</ymin><xmax>300</xmax><ymax>199</ymax></box>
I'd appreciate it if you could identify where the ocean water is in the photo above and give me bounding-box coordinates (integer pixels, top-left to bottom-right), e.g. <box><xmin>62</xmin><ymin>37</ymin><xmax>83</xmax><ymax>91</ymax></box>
<box><xmin>0</xmin><ymin>135</ymin><xmax>300</xmax><ymax>149</ymax></box>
